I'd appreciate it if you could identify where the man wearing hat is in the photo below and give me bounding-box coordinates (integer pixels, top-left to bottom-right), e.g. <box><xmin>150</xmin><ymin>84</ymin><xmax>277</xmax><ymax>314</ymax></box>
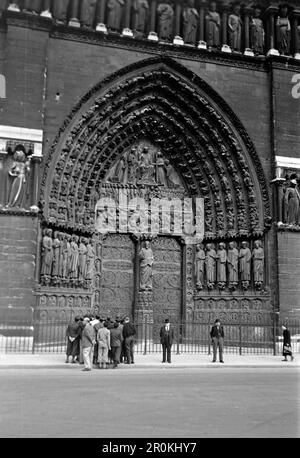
<box><xmin>81</xmin><ymin>317</ymin><xmax>96</xmax><ymax>371</ymax></box>
<box><xmin>160</xmin><ymin>318</ymin><xmax>174</xmax><ymax>363</ymax></box>
<box><xmin>210</xmin><ymin>319</ymin><xmax>224</xmax><ymax>363</ymax></box>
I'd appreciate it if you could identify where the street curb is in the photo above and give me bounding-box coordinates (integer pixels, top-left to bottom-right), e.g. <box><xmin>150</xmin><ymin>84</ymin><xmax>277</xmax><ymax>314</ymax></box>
<box><xmin>0</xmin><ymin>364</ymin><xmax>298</xmax><ymax>370</ymax></box>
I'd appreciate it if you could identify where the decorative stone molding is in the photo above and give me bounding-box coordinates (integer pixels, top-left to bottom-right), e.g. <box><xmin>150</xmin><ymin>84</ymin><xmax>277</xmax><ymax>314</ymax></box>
<box><xmin>40</xmin><ymin>56</ymin><xmax>271</xmax><ymax>240</ymax></box>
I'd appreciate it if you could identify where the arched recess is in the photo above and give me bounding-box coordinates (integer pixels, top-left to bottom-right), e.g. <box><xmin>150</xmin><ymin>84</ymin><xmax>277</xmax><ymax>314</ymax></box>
<box><xmin>40</xmin><ymin>56</ymin><xmax>271</xmax><ymax>240</ymax></box>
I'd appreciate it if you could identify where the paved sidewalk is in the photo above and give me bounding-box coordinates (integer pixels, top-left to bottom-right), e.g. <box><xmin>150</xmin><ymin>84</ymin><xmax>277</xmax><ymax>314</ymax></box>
<box><xmin>0</xmin><ymin>353</ymin><xmax>299</xmax><ymax>369</ymax></box>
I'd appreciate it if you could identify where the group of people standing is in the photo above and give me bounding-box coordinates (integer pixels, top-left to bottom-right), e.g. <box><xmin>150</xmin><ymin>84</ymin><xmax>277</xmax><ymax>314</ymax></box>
<box><xmin>65</xmin><ymin>314</ymin><xmax>136</xmax><ymax>371</ymax></box>
<box><xmin>65</xmin><ymin>316</ymin><xmax>295</xmax><ymax>369</ymax></box>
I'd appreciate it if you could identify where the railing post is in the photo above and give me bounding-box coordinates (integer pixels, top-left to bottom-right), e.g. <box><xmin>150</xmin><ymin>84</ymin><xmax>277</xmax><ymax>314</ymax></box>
<box><xmin>239</xmin><ymin>324</ymin><xmax>242</xmax><ymax>355</ymax></box>
<box><xmin>176</xmin><ymin>321</ymin><xmax>180</xmax><ymax>355</ymax></box>
<box><xmin>208</xmin><ymin>325</ymin><xmax>211</xmax><ymax>355</ymax></box>
<box><xmin>273</xmin><ymin>313</ymin><xmax>277</xmax><ymax>356</ymax></box>
<box><xmin>143</xmin><ymin>316</ymin><xmax>147</xmax><ymax>355</ymax></box>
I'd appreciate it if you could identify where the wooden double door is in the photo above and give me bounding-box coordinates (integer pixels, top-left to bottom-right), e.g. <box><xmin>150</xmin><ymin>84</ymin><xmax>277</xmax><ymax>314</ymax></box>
<box><xmin>96</xmin><ymin>234</ymin><xmax>182</xmax><ymax>323</ymax></box>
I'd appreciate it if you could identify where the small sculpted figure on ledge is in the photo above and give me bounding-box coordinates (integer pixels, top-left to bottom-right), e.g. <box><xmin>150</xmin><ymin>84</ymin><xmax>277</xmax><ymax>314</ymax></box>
<box><xmin>205</xmin><ymin>1</ymin><xmax>221</xmax><ymax>48</ymax></box>
<box><xmin>182</xmin><ymin>0</ymin><xmax>199</xmax><ymax>45</ymax></box>
<box><xmin>228</xmin><ymin>3</ymin><xmax>242</xmax><ymax>52</ymax></box>
<box><xmin>276</xmin><ymin>4</ymin><xmax>291</xmax><ymax>55</ymax></box>
<box><xmin>250</xmin><ymin>7</ymin><xmax>265</xmax><ymax>55</ymax></box>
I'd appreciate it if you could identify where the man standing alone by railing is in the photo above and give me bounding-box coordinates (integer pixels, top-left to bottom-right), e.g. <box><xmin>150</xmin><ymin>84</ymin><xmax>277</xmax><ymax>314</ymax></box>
<box><xmin>122</xmin><ymin>317</ymin><xmax>136</xmax><ymax>364</ymax></box>
<box><xmin>65</xmin><ymin>316</ymin><xmax>81</xmax><ymax>364</ymax></box>
<box><xmin>210</xmin><ymin>319</ymin><xmax>224</xmax><ymax>363</ymax></box>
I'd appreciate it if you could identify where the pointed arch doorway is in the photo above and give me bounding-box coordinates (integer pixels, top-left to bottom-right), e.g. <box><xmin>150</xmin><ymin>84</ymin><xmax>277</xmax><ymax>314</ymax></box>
<box><xmin>36</xmin><ymin>56</ymin><xmax>272</xmax><ymax>331</ymax></box>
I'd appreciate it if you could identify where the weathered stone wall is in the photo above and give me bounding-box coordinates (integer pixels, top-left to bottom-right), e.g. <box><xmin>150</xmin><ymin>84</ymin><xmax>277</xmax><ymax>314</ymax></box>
<box><xmin>278</xmin><ymin>231</ymin><xmax>300</xmax><ymax>319</ymax></box>
<box><xmin>0</xmin><ymin>215</ymin><xmax>38</xmax><ymax>318</ymax></box>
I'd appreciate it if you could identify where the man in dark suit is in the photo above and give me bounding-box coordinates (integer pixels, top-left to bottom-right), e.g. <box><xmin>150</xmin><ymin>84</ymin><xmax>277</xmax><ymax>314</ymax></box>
<box><xmin>65</xmin><ymin>316</ymin><xmax>81</xmax><ymax>364</ymax></box>
<box><xmin>110</xmin><ymin>322</ymin><xmax>123</xmax><ymax>368</ymax></box>
<box><xmin>210</xmin><ymin>319</ymin><xmax>224</xmax><ymax>363</ymax></box>
<box><xmin>122</xmin><ymin>316</ymin><xmax>136</xmax><ymax>364</ymax></box>
<box><xmin>160</xmin><ymin>318</ymin><xmax>174</xmax><ymax>363</ymax></box>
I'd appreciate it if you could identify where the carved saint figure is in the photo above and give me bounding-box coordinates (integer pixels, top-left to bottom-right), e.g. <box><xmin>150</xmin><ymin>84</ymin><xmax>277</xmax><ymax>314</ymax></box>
<box><xmin>216</xmin><ymin>243</ymin><xmax>227</xmax><ymax>283</ymax></box>
<box><xmin>205</xmin><ymin>243</ymin><xmax>216</xmax><ymax>286</ymax></box>
<box><xmin>195</xmin><ymin>243</ymin><xmax>206</xmax><ymax>290</ymax></box>
<box><xmin>80</xmin><ymin>0</ymin><xmax>97</xmax><ymax>27</ymax></box>
<box><xmin>107</xmin><ymin>0</ymin><xmax>125</xmax><ymax>32</ymax></box>
<box><xmin>6</xmin><ymin>149</ymin><xmax>31</xmax><ymax>208</ymax></box>
<box><xmin>62</xmin><ymin>234</ymin><xmax>71</xmax><ymax>281</ymax></box>
<box><xmin>276</xmin><ymin>5</ymin><xmax>291</xmax><ymax>55</ymax></box>
<box><xmin>205</xmin><ymin>1</ymin><xmax>220</xmax><ymax>48</ymax></box>
<box><xmin>139</xmin><ymin>240</ymin><xmax>154</xmax><ymax>291</ymax></box>
<box><xmin>86</xmin><ymin>239</ymin><xmax>95</xmax><ymax>281</ymax></box>
<box><xmin>69</xmin><ymin>235</ymin><xmax>79</xmax><ymax>282</ymax></box>
<box><xmin>78</xmin><ymin>237</ymin><xmax>88</xmax><ymax>282</ymax></box>
<box><xmin>157</xmin><ymin>0</ymin><xmax>174</xmax><ymax>41</ymax></box>
<box><xmin>41</xmin><ymin>229</ymin><xmax>53</xmax><ymax>277</ymax></box>
<box><xmin>51</xmin><ymin>231</ymin><xmax>61</xmax><ymax>281</ymax></box>
<box><xmin>132</xmin><ymin>0</ymin><xmax>149</xmax><ymax>35</ymax></box>
<box><xmin>250</xmin><ymin>8</ymin><xmax>265</xmax><ymax>55</ymax></box>
<box><xmin>239</xmin><ymin>241</ymin><xmax>251</xmax><ymax>281</ymax></box>
<box><xmin>252</xmin><ymin>240</ymin><xmax>264</xmax><ymax>285</ymax></box>
<box><xmin>284</xmin><ymin>178</ymin><xmax>300</xmax><ymax>225</ymax></box>
<box><xmin>115</xmin><ymin>156</ymin><xmax>126</xmax><ymax>183</ymax></box>
<box><xmin>228</xmin><ymin>4</ymin><xmax>242</xmax><ymax>52</ymax></box>
<box><xmin>182</xmin><ymin>0</ymin><xmax>199</xmax><ymax>45</ymax></box>
<box><xmin>156</xmin><ymin>152</ymin><xmax>167</xmax><ymax>186</ymax></box>
<box><xmin>126</xmin><ymin>147</ymin><xmax>138</xmax><ymax>183</ymax></box>
<box><xmin>52</xmin><ymin>0</ymin><xmax>69</xmax><ymax>22</ymax></box>
<box><xmin>227</xmin><ymin>241</ymin><xmax>238</xmax><ymax>283</ymax></box>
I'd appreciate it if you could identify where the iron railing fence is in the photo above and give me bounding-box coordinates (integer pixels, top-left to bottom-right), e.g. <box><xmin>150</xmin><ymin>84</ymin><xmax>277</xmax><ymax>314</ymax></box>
<box><xmin>1</xmin><ymin>317</ymin><xmax>300</xmax><ymax>356</ymax></box>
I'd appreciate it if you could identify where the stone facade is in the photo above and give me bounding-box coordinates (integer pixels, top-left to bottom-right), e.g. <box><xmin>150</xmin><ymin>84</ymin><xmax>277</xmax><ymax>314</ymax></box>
<box><xmin>0</xmin><ymin>3</ymin><xmax>300</xmax><ymax>328</ymax></box>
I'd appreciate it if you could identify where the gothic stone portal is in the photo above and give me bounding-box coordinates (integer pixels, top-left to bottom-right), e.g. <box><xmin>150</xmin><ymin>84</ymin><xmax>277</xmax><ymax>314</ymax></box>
<box><xmin>38</xmin><ymin>58</ymin><xmax>272</xmax><ymax>332</ymax></box>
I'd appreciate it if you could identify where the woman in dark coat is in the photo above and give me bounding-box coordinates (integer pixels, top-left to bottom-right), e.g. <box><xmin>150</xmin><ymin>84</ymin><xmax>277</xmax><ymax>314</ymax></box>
<box><xmin>282</xmin><ymin>325</ymin><xmax>294</xmax><ymax>361</ymax></box>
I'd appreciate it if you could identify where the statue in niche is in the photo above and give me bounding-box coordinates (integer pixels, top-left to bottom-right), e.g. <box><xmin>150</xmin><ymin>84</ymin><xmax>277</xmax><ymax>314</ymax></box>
<box><xmin>41</xmin><ymin>229</ymin><xmax>53</xmax><ymax>285</ymax></box>
<box><xmin>58</xmin><ymin>232</ymin><xmax>65</xmax><ymax>280</ymax></box>
<box><xmin>252</xmin><ymin>240</ymin><xmax>264</xmax><ymax>290</ymax></box>
<box><xmin>107</xmin><ymin>0</ymin><xmax>125</xmax><ymax>32</ymax></box>
<box><xmin>227</xmin><ymin>241</ymin><xmax>238</xmax><ymax>290</ymax></box>
<box><xmin>80</xmin><ymin>0</ymin><xmax>97</xmax><ymax>28</ymax></box>
<box><xmin>216</xmin><ymin>243</ymin><xmax>227</xmax><ymax>288</ymax></box>
<box><xmin>195</xmin><ymin>243</ymin><xmax>206</xmax><ymax>291</ymax></box>
<box><xmin>51</xmin><ymin>231</ymin><xmax>61</xmax><ymax>285</ymax></box>
<box><xmin>283</xmin><ymin>177</ymin><xmax>300</xmax><ymax>225</ymax></box>
<box><xmin>86</xmin><ymin>239</ymin><xmax>95</xmax><ymax>283</ymax></box>
<box><xmin>138</xmin><ymin>147</ymin><xmax>154</xmax><ymax>183</ymax></box>
<box><xmin>22</xmin><ymin>0</ymin><xmax>41</xmax><ymax>14</ymax></box>
<box><xmin>205</xmin><ymin>243</ymin><xmax>216</xmax><ymax>289</ymax></box>
<box><xmin>69</xmin><ymin>235</ymin><xmax>79</xmax><ymax>285</ymax></box>
<box><xmin>114</xmin><ymin>155</ymin><xmax>126</xmax><ymax>184</ymax></box>
<box><xmin>139</xmin><ymin>240</ymin><xmax>154</xmax><ymax>291</ymax></box>
<box><xmin>239</xmin><ymin>241</ymin><xmax>251</xmax><ymax>289</ymax></box>
<box><xmin>62</xmin><ymin>234</ymin><xmax>72</xmax><ymax>284</ymax></box>
<box><xmin>126</xmin><ymin>147</ymin><xmax>138</xmax><ymax>183</ymax></box>
<box><xmin>276</xmin><ymin>4</ymin><xmax>291</xmax><ymax>55</ymax></box>
<box><xmin>182</xmin><ymin>0</ymin><xmax>199</xmax><ymax>45</ymax></box>
<box><xmin>228</xmin><ymin>4</ymin><xmax>242</xmax><ymax>52</ymax></box>
<box><xmin>205</xmin><ymin>1</ymin><xmax>220</xmax><ymax>48</ymax></box>
<box><xmin>132</xmin><ymin>0</ymin><xmax>149</xmax><ymax>36</ymax></box>
<box><xmin>78</xmin><ymin>237</ymin><xmax>88</xmax><ymax>285</ymax></box>
<box><xmin>6</xmin><ymin>148</ymin><xmax>31</xmax><ymax>208</ymax></box>
<box><xmin>156</xmin><ymin>152</ymin><xmax>167</xmax><ymax>186</ymax></box>
<box><xmin>157</xmin><ymin>0</ymin><xmax>174</xmax><ymax>41</ymax></box>
<box><xmin>250</xmin><ymin>7</ymin><xmax>265</xmax><ymax>55</ymax></box>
